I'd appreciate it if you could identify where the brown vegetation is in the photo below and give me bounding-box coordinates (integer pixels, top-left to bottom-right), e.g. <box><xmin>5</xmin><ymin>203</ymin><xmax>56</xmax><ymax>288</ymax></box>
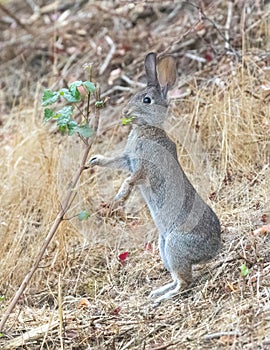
<box><xmin>0</xmin><ymin>1</ymin><xmax>270</xmax><ymax>349</ymax></box>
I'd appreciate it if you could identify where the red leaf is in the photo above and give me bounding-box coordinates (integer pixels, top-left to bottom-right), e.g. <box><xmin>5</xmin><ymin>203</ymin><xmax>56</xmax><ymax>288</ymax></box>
<box><xmin>205</xmin><ymin>52</ymin><xmax>213</xmax><ymax>62</ymax></box>
<box><xmin>118</xmin><ymin>252</ymin><xmax>129</xmax><ymax>266</ymax></box>
<box><xmin>118</xmin><ymin>251</ymin><xmax>129</xmax><ymax>260</ymax></box>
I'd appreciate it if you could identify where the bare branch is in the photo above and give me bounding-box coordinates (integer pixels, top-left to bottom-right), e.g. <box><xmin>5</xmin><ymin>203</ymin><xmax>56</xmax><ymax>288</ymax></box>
<box><xmin>99</xmin><ymin>35</ymin><xmax>116</xmax><ymax>75</ymax></box>
<box><xmin>205</xmin><ymin>331</ymin><xmax>240</xmax><ymax>340</ymax></box>
<box><xmin>225</xmin><ymin>1</ymin><xmax>233</xmax><ymax>50</ymax></box>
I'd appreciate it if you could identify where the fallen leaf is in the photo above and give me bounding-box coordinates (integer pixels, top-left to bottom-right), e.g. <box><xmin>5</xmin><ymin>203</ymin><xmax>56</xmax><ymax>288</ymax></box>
<box><xmin>217</xmin><ymin>335</ymin><xmax>236</xmax><ymax>345</ymax></box>
<box><xmin>261</xmin><ymin>214</ymin><xmax>268</xmax><ymax>223</ymax></box>
<box><xmin>249</xmin><ymin>275</ymin><xmax>257</xmax><ymax>283</ymax></box>
<box><xmin>204</xmin><ymin>51</ymin><xmax>213</xmax><ymax>62</ymax></box>
<box><xmin>118</xmin><ymin>252</ymin><xmax>129</xmax><ymax>266</ymax></box>
<box><xmin>252</xmin><ymin>225</ymin><xmax>270</xmax><ymax>236</ymax></box>
<box><xmin>78</xmin><ymin>298</ymin><xmax>91</xmax><ymax>309</ymax></box>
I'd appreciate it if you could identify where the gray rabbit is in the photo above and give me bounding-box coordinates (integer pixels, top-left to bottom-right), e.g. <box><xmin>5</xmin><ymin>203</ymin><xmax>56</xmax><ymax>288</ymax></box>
<box><xmin>89</xmin><ymin>52</ymin><xmax>221</xmax><ymax>304</ymax></box>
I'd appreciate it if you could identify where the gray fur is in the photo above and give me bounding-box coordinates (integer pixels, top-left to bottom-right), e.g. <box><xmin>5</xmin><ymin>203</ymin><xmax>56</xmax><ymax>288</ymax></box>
<box><xmin>89</xmin><ymin>52</ymin><xmax>221</xmax><ymax>304</ymax></box>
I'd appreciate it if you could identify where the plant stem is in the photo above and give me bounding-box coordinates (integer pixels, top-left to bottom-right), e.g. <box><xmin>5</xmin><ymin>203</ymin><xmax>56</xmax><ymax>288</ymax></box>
<box><xmin>0</xmin><ymin>83</ymin><xmax>102</xmax><ymax>332</ymax></box>
<box><xmin>0</xmin><ymin>140</ymin><xmax>93</xmax><ymax>332</ymax></box>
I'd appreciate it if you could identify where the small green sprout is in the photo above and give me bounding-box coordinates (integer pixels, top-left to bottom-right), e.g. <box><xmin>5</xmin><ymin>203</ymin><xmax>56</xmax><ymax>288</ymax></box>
<box><xmin>78</xmin><ymin>210</ymin><xmax>90</xmax><ymax>221</ymax></box>
<box><xmin>240</xmin><ymin>263</ymin><xmax>250</xmax><ymax>277</ymax></box>
<box><xmin>122</xmin><ymin>116</ymin><xmax>136</xmax><ymax>125</ymax></box>
<box><xmin>95</xmin><ymin>100</ymin><xmax>105</xmax><ymax>109</ymax></box>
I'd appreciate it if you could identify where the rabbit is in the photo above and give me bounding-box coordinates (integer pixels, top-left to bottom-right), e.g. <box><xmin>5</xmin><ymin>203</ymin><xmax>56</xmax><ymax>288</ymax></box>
<box><xmin>89</xmin><ymin>52</ymin><xmax>221</xmax><ymax>304</ymax></box>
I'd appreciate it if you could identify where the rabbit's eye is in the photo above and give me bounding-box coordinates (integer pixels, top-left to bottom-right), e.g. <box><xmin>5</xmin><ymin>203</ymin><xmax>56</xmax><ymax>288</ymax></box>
<box><xmin>143</xmin><ymin>96</ymin><xmax>152</xmax><ymax>104</ymax></box>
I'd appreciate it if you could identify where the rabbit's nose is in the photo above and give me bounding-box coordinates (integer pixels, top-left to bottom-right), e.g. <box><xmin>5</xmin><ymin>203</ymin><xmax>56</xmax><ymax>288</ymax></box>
<box><xmin>122</xmin><ymin>106</ymin><xmax>130</xmax><ymax>116</ymax></box>
<box><xmin>122</xmin><ymin>106</ymin><xmax>132</xmax><ymax>117</ymax></box>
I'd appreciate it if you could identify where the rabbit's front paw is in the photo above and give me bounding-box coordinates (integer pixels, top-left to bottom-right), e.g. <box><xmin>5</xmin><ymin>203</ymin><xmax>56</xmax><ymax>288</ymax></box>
<box><xmin>88</xmin><ymin>155</ymin><xmax>105</xmax><ymax>167</ymax></box>
<box><xmin>114</xmin><ymin>178</ymin><xmax>133</xmax><ymax>202</ymax></box>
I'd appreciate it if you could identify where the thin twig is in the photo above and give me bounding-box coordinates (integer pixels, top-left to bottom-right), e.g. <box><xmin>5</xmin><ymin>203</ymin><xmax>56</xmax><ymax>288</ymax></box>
<box><xmin>204</xmin><ymin>330</ymin><xmax>240</xmax><ymax>340</ymax></box>
<box><xmin>246</xmin><ymin>8</ymin><xmax>270</xmax><ymax>33</ymax></box>
<box><xmin>189</xmin><ymin>1</ymin><xmax>241</xmax><ymax>60</ymax></box>
<box><xmin>0</xmin><ymin>145</ymin><xmax>92</xmax><ymax>332</ymax></box>
<box><xmin>58</xmin><ymin>274</ymin><xmax>64</xmax><ymax>350</ymax></box>
<box><xmin>185</xmin><ymin>52</ymin><xmax>206</xmax><ymax>63</ymax></box>
<box><xmin>121</xmin><ymin>74</ymin><xmax>145</xmax><ymax>88</ymax></box>
<box><xmin>225</xmin><ymin>1</ymin><xmax>233</xmax><ymax>50</ymax></box>
<box><xmin>100</xmin><ymin>85</ymin><xmax>131</xmax><ymax>99</ymax></box>
<box><xmin>99</xmin><ymin>35</ymin><xmax>116</xmax><ymax>75</ymax></box>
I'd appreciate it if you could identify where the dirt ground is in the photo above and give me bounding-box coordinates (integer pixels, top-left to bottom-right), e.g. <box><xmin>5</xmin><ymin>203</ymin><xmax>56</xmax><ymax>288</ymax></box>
<box><xmin>0</xmin><ymin>1</ymin><xmax>270</xmax><ymax>349</ymax></box>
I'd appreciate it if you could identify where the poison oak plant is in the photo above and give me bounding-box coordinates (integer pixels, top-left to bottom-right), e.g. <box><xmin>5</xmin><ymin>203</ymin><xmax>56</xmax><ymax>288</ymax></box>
<box><xmin>0</xmin><ymin>65</ymin><xmax>105</xmax><ymax>332</ymax></box>
<box><xmin>43</xmin><ymin>80</ymin><xmax>95</xmax><ymax>138</ymax></box>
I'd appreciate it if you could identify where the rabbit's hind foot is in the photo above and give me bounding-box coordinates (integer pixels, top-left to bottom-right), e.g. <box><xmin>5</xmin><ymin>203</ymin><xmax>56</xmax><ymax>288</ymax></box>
<box><xmin>148</xmin><ymin>278</ymin><xmax>177</xmax><ymax>299</ymax></box>
<box><xmin>149</xmin><ymin>269</ymin><xmax>191</xmax><ymax>304</ymax></box>
<box><xmin>150</xmin><ymin>279</ymin><xmax>182</xmax><ymax>305</ymax></box>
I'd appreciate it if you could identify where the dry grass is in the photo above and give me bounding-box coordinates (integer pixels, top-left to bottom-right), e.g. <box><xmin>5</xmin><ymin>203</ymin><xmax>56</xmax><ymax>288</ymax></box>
<box><xmin>1</xmin><ymin>1</ymin><xmax>270</xmax><ymax>349</ymax></box>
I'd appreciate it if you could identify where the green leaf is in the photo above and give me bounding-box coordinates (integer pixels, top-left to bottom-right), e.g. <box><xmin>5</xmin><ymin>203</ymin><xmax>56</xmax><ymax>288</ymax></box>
<box><xmin>0</xmin><ymin>295</ymin><xmax>5</xmax><ymax>301</ymax></box>
<box><xmin>44</xmin><ymin>108</ymin><xmax>54</xmax><ymax>122</ymax></box>
<box><xmin>59</xmin><ymin>106</ymin><xmax>73</xmax><ymax>118</ymax></box>
<box><xmin>0</xmin><ymin>333</ymin><xmax>4</xmax><ymax>338</ymax></box>
<box><xmin>57</xmin><ymin>106</ymin><xmax>73</xmax><ymax>132</ymax></box>
<box><xmin>76</xmin><ymin>125</ymin><xmax>93</xmax><ymax>138</ymax></box>
<box><xmin>240</xmin><ymin>263</ymin><xmax>250</xmax><ymax>277</ymax></box>
<box><xmin>42</xmin><ymin>89</ymin><xmax>60</xmax><ymax>106</ymax></box>
<box><xmin>78</xmin><ymin>210</ymin><xmax>90</xmax><ymax>221</ymax></box>
<box><xmin>60</xmin><ymin>88</ymin><xmax>81</xmax><ymax>103</ymax></box>
<box><xmin>69</xmin><ymin>81</ymin><xmax>83</xmax><ymax>96</ymax></box>
<box><xmin>67</xmin><ymin>120</ymin><xmax>78</xmax><ymax>136</ymax></box>
<box><xmin>122</xmin><ymin>116</ymin><xmax>135</xmax><ymax>125</ymax></box>
<box><xmin>95</xmin><ymin>100</ymin><xmax>105</xmax><ymax>109</ymax></box>
<box><xmin>83</xmin><ymin>81</ymin><xmax>96</xmax><ymax>93</ymax></box>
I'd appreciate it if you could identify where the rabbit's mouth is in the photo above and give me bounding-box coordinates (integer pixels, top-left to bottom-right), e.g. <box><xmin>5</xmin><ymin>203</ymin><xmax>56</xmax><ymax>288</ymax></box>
<box><xmin>121</xmin><ymin>115</ymin><xmax>148</xmax><ymax>126</ymax></box>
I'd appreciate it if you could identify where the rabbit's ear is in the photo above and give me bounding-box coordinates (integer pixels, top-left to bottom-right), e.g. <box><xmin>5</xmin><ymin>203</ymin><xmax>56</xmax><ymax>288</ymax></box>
<box><xmin>157</xmin><ymin>55</ymin><xmax>177</xmax><ymax>97</ymax></box>
<box><xmin>145</xmin><ymin>52</ymin><xmax>159</xmax><ymax>87</ymax></box>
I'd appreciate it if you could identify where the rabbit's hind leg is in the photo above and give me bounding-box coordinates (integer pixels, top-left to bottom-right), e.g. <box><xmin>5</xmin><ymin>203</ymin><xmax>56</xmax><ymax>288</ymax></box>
<box><xmin>148</xmin><ymin>276</ymin><xmax>177</xmax><ymax>299</ymax></box>
<box><xmin>150</xmin><ymin>266</ymin><xmax>192</xmax><ymax>304</ymax></box>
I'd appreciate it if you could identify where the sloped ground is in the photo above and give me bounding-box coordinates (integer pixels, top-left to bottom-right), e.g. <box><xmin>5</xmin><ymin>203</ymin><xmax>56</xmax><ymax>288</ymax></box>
<box><xmin>0</xmin><ymin>1</ymin><xmax>270</xmax><ymax>349</ymax></box>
